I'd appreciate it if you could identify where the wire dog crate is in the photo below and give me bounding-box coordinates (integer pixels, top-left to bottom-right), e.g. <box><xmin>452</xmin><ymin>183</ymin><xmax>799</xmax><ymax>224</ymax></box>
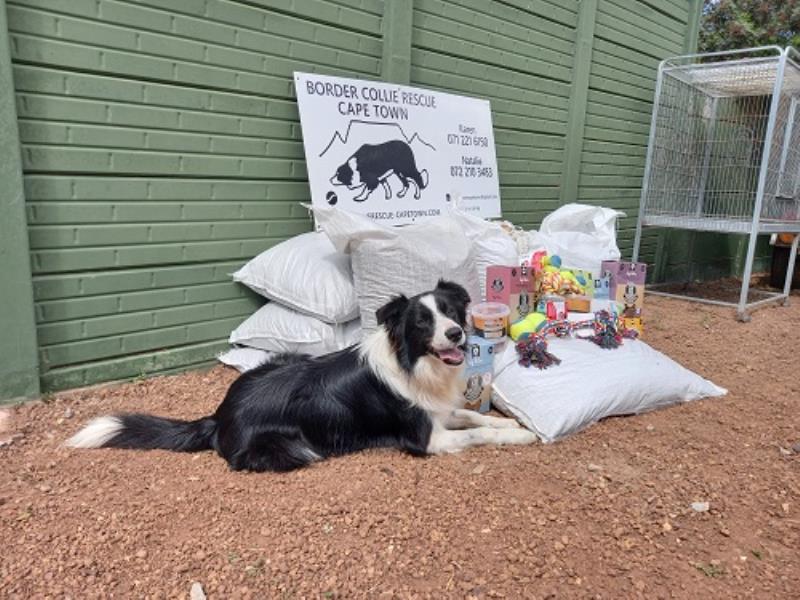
<box><xmin>633</xmin><ymin>46</ymin><xmax>800</xmax><ymax>321</ymax></box>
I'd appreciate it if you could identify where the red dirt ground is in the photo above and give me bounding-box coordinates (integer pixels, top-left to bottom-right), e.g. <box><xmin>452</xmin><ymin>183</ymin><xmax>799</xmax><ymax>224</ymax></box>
<box><xmin>1</xmin><ymin>294</ymin><xmax>798</xmax><ymax>599</ymax></box>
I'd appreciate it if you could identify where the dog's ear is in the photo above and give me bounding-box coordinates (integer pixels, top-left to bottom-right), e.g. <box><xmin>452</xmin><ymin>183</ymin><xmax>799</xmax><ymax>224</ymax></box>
<box><xmin>435</xmin><ymin>279</ymin><xmax>471</xmax><ymax>307</ymax></box>
<box><xmin>376</xmin><ymin>294</ymin><xmax>409</xmax><ymax>328</ymax></box>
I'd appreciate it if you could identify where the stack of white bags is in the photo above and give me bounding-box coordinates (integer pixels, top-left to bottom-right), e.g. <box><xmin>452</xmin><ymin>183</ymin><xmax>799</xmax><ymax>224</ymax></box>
<box><xmin>231</xmin><ymin>231</ymin><xmax>362</xmax><ymax>350</ymax></box>
<box><xmin>220</xmin><ymin>206</ymin><xmax>521</xmax><ymax>372</ymax></box>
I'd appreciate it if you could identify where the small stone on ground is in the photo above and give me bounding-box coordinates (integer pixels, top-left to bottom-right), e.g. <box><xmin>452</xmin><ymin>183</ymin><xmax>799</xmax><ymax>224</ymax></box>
<box><xmin>190</xmin><ymin>581</ymin><xmax>206</xmax><ymax>600</ymax></box>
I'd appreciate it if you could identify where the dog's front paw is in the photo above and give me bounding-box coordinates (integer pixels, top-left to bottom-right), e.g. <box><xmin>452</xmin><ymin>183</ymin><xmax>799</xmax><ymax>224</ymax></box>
<box><xmin>497</xmin><ymin>428</ymin><xmax>538</xmax><ymax>446</ymax></box>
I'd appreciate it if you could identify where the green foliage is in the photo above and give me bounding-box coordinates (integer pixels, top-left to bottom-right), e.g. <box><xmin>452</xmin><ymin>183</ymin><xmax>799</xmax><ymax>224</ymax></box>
<box><xmin>699</xmin><ymin>0</ymin><xmax>800</xmax><ymax>52</ymax></box>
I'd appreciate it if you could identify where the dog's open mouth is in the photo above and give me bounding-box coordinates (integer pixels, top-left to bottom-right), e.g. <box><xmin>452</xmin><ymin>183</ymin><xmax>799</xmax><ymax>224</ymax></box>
<box><xmin>434</xmin><ymin>346</ymin><xmax>466</xmax><ymax>366</ymax></box>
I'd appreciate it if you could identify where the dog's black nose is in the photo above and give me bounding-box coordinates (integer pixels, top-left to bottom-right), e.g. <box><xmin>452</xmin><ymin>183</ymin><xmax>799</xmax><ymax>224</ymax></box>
<box><xmin>445</xmin><ymin>326</ymin><xmax>463</xmax><ymax>343</ymax></box>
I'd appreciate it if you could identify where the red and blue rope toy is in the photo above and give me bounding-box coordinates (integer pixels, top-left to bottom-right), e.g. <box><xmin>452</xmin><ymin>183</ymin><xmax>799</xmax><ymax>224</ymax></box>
<box><xmin>515</xmin><ymin>310</ymin><xmax>638</xmax><ymax>370</ymax></box>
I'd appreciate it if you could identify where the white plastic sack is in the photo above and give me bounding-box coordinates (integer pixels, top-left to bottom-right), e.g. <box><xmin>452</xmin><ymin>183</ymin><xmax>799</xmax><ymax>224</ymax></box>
<box><xmin>528</xmin><ymin>203</ymin><xmax>625</xmax><ymax>273</ymax></box>
<box><xmin>491</xmin><ymin>338</ymin><xmax>726</xmax><ymax>443</ymax></box>
<box><xmin>314</xmin><ymin>206</ymin><xmax>481</xmax><ymax>331</ymax></box>
<box><xmin>232</xmin><ymin>231</ymin><xmax>358</xmax><ymax>324</ymax></box>
<box><xmin>229</xmin><ymin>301</ymin><xmax>362</xmax><ymax>356</ymax></box>
<box><xmin>448</xmin><ymin>210</ymin><xmax>519</xmax><ymax>300</ymax></box>
<box><xmin>217</xmin><ymin>347</ymin><xmax>274</xmax><ymax>372</ymax></box>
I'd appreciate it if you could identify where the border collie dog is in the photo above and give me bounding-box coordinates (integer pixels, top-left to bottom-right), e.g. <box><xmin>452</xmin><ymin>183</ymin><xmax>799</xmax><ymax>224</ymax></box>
<box><xmin>67</xmin><ymin>280</ymin><xmax>536</xmax><ymax>472</ymax></box>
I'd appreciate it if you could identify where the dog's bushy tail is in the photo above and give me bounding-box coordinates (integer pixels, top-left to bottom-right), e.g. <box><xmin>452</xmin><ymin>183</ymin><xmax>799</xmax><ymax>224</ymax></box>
<box><xmin>66</xmin><ymin>413</ymin><xmax>216</xmax><ymax>453</ymax></box>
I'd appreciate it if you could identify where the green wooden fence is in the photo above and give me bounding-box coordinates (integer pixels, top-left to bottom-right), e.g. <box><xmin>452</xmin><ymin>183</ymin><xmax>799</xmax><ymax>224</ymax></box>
<box><xmin>0</xmin><ymin>0</ymin><xmax>702</xmax><ymax>401</ymax></box>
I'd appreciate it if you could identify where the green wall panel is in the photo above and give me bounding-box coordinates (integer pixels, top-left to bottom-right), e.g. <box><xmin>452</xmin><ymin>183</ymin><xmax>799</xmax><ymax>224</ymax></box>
<box><xmin>411</xmin><ymin>0</ymin><xmax>579</xmax><ymax>229</ymax></box>
<box><xmin>0</xmin><ymin>0</ymin><xmax>40</xmax><ymax>402</ymax></box>
<box><xmin>577</xmin><ymin>0</ymin><xmax>690</xmax><ymax>267</ymax></box>
<box><xmin>7</xmin><ymin>0</ymin><xmax>381</xmax><ymax>391</ymax></box>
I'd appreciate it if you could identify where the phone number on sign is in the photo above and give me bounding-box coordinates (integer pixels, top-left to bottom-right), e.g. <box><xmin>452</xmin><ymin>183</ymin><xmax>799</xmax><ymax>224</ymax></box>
<box><xmin>446</xmin><ymin>134</ymin><xmax>489</xmax><ymax>147</ymax></box>
<box><xmin>450</xmin><ymin>166</ymin><xmax>494</xmax><ymax>178</ymax></box>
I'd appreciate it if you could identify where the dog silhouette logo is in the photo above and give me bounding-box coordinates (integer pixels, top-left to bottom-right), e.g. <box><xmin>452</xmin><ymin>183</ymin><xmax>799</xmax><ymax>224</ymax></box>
<box><xmin>330</xmin><ymin>140</ymin><xmax>429</xmax><ymax>202</ymax></box>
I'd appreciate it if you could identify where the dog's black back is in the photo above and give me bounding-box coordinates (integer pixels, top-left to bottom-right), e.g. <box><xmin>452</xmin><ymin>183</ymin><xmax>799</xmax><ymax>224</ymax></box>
<box><xmin>213</xmin><ymin>348</ymin><xmax>433</xmax><ymax>471</ymax></box>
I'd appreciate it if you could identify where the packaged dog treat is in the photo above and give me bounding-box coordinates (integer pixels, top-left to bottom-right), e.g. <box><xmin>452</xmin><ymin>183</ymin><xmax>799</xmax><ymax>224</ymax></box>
<box><xmin>461</xmin><ymin>336</ymin><xmax>496</xmax><ymax>413</ymax></box>
<box><xmin>469</xmin><ymin>302</ymin><xmax>510</xmax><ymax>340</ymax></box>
<box><xmin>601</xmin><ymin>260</ymin><xmax>646</xmax><ymax>335</ymax></box>
<box><xmin>593</xmin><ymin>271</ymin><xmax>612</xmax><ymax>299</ymax></box>
<box><xmin>462</xmin><ymin>366</ymin><xmax>493</xmax><ymax>413</ymax></box>
<box><xmin>485</xmin><ymin>265</ymin><xmax>535</xmax><ymax>324</ymax></box>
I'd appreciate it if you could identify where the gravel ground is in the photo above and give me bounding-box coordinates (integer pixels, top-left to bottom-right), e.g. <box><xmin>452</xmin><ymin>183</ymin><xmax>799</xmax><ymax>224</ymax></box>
<box><xmin>1</xmin><ymin>294</ymin><xmax>799</xmax><ymax>599</ymax></box>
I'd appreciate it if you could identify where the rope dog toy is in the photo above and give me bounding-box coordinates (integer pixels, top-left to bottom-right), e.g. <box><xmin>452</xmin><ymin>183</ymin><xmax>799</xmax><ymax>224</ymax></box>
<box><xmin>515</xmin><ymin>311</ymin><xmax>637</xmax><ymax>369</ymax></box>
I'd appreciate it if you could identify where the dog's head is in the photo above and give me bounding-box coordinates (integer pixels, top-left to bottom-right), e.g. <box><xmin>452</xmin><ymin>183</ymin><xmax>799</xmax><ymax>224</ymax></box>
<box><xmin>376</xmin><ymin>280</ymin><xmax>471</xmax><ymax>371</ymax></box>
<box><xmin>330</xmin><ymin>158</ymin><xmax>361</xmax><ymax>188</ymax></box>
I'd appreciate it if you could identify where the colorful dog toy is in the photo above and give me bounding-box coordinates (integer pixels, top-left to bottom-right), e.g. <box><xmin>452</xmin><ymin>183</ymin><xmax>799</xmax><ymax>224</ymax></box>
<box><xmin>516</xmin><ymin>336</ymin><xmax>561</xmax><ymax>369</ymax></box>
<box><xmin>533</xmin><ymin>253</ymin><xmax>588</xmax><ymax>296</ymax></box>
<box><xmin>515</xmin><ymin>311</ymin><xmax>637</xmax><ymax>369</ymax></box>
<box><xmin>509</xmin><ymin>312</ymin><xmax>547</xmax><ymax>341</ymax></box>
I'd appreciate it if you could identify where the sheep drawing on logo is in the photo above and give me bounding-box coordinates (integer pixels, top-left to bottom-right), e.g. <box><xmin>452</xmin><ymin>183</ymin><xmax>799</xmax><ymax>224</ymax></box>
<box><xmin>330</xmin><ymin>139</ymin><xmax>429</xmax><ymax>202</ymax></box>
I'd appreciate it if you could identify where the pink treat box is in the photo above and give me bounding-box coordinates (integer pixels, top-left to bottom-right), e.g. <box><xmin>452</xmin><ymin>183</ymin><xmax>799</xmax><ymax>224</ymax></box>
<box><xmin>601</xmin><ymin>260</ymin><xmax>646</xmax><ymax>319</ymax></box>
<box><xmin>485</xmin><ymin>265</ymin><xmax>535</xmax><ymax>324</ymax></box>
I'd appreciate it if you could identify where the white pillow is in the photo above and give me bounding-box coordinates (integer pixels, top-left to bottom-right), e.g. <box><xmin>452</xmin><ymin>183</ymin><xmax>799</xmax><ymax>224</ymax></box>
<box><xmin>314</xmin><ymin>206</ymin><xmax>481</xmax><ymax>332</ymax></box>
<box><xmin>491</xmin><ymin>338</ymin><xmax>726</xmax><ymax>443</ymax></box>
<box><xmin>229</xmin><ymin>302</ymin><xmax>362</xmax><ymax>356</ymax></box>
<box><xmin>232</xmin><ymin>232</ymin><xmax>358</xmax><ymax>323</ymax></box>
<box><xmin>448</xmin><ymin>209</ymin><xmax>519</xmax><ymax>300</ymax></box>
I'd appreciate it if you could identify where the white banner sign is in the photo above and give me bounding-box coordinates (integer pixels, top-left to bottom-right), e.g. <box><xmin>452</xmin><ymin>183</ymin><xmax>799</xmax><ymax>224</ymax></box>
<box><xmin>294</xmin><ymin>71</ymin><xmax>501</xmax><ymax>225</ymax></box>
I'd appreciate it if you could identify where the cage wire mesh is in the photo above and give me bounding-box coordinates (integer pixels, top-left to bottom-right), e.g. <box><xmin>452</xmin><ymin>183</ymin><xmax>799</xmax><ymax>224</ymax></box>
<box><xmin>641</xmin><ymin>50</ymin><xmax>800</xmax><ymax>234</ymax></box>
<box><xmin>635</xmin><ymin>47</ymin><xmax>800</xmax><ymax>320</ymax></box>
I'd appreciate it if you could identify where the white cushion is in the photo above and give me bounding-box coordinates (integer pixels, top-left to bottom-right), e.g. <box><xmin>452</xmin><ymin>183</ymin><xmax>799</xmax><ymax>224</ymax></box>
<box><xmin>232</xmin><ymin>231</ymin><xmax>358</xmax><ymax>323</ymax></box>
<box><xmin>448</xmin><ymin>210</ymin><xmax>520</xmax><ymax>300</ymax></box>
<box><xmin>491</xmin><ymin>338</ymin><xmax>726</xmax><ymax>443</ymax></box>
<box><xmin>229</xmin><ymin>302</ymin><xmax>362</xmax><ymax>356</ymax></box>
<box><xmin>314</xmin><ymin>206</ymin><xmax>481</xmax><ymax>332</ymax></box>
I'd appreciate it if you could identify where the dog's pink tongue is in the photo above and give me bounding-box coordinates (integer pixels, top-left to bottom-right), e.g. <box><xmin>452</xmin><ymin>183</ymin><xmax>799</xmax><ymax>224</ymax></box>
<box><xmin>438</xmin><ymin>348</ymin><xmax>464</xmax><ymax>362</ymax></box>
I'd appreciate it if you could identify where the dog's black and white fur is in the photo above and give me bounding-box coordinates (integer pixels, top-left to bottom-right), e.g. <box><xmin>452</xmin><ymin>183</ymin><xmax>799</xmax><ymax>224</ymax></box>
<box><xmin>66</xmin><ymin>281</ymin><xmax>536</xmax><ymax>472</ymax></box>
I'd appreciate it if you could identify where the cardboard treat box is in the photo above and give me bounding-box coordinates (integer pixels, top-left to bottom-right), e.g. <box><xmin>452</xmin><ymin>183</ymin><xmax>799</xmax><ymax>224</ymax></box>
<box><xmin>593</xmin><ymin>272</ymin><xmax>612</xmax><ymax>299</ymax></box>
<box><xmin>461</xmin><ymin>336</ymin><xmax>497</xmax><ymax>413</ymax></box>
<box><xmin>601</xmin><ymin>260</ymin><xmax>646</xmax><ymax>333</ymax></box>
<box><xmin>463</xmin><ymin>365</ymin><xmax>493</xmax><ymax>413</ymax></box>
<box><xmin>486</xmin><ymin>265</ymin><xmax>535</xmax><ymax>324</ymax></box>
